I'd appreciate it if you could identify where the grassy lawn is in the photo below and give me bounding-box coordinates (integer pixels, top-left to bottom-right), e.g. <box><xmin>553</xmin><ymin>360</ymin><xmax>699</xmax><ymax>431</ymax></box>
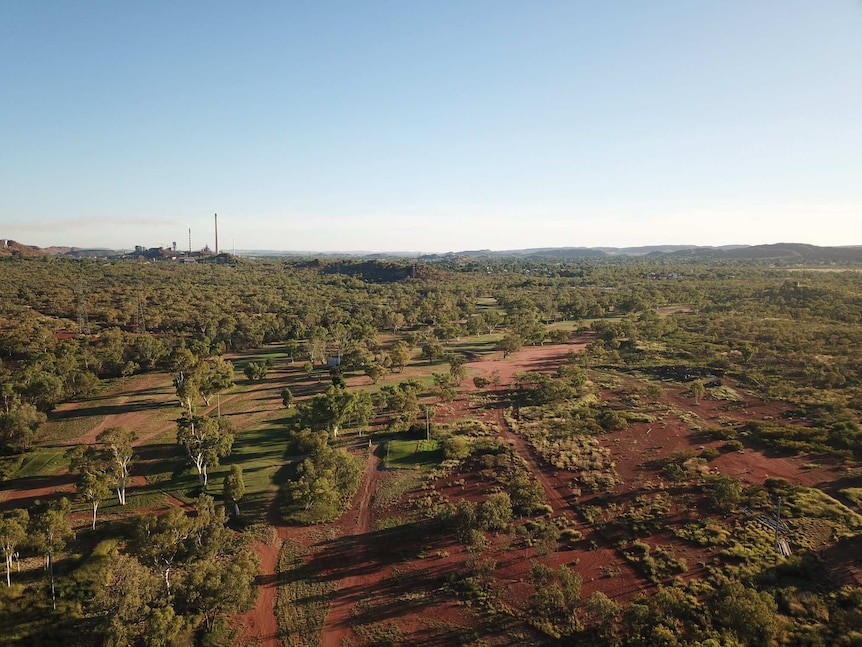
<box><xmin>383</xmin><ymin>438</ymin><xmax>442</xmax><ymax>470</ymax></box>
<box><xmin>215</xmin><ymin>420</ymin><xmax>292</xmax><ymax>521</ymax></box>
<box><xmin>39</xmin><ymin>414</ymin><xmax>107</xmax><ymax>446</ymax></box>
<box><xmin>15</xmin><ymin>449</ymin><xmax>69</xmax><ymax>478</ymax></box>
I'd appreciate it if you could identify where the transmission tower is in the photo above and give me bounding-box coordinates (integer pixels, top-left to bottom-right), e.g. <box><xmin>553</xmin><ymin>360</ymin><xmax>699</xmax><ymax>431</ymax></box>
<box><xmin>134</xmin><ymin>293</ymin><xmax>147</xmax><ymax>333</ymax></box>
<box><xmin>76</xmin><ymin>280</ymin><xmax>90</xmax><ymax>335</ymax></box>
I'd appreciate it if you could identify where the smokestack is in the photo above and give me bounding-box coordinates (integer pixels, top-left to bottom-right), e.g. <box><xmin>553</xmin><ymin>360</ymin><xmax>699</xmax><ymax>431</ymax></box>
<box><xmin>188</xmin><ymin>228</ymin><xmax>192</xmax><ymax>254</ymax></box>
<box><xmin>214</xmin><ymin>213</ymin><xmax>219</xmax><ymax>255</ymax></box>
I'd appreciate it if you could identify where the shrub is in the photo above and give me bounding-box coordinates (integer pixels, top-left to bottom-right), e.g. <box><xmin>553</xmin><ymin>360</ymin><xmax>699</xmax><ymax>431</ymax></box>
<box><xmin>479</xmin><ymin>492</ymin><xmax>513</xmax><ymax>531</ymax></box>
<box><xmin>723</xmin><ymin>439</ymin><xmax>744</xmax><ymax>452</ymax></box>
<box><xmin>472</xmin><ymin>376</ymin><xmax>490</xmax><ymax>389</ymax></box>
<box><xmin>700</xmin><ymin>447</ymin><xmax>721</xmax><ymax>461</ymax></box>
<box><xmin>443</xmin><ymin>436</ymin><xmax>471</xmax><ymax>460</ymax></box>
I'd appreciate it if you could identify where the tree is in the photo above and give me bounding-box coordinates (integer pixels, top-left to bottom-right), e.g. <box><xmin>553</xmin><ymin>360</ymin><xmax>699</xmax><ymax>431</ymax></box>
<box><xmin>68</xmin><ymin>444</ymin><xmax>112</xmax><ymax>529</ymax></box>
<box><xmin>421</xmin><ymin>339</ymin><xmax>444</xmax><ymax>365</ymax></box>
<box><xmin>171</xmin><ymin>347</ymin><xmax>200</xmax><ymax>413</ymax></box>
<box><xmin>197</xmin><ymin>357</ymin><xmax>234</xmax><ymax>406</ymax></box>
<box><xmin>390</xmin><ymin>340</ymin><xmax>410</xmax><ymax>372</ymax></box>
<box><xmin>739</xmin><ymin>344</ymin><xmax>757</xmax><ymax>364</ymax></box>
<box><xmin>176</xmin><ymin>415</ymin><xmax>234</xmax><ymax>487</ymax></box>
<box><xmin>31</xmin><ymin>498</ymin><xmax>74</xmax><ymax>609</ymax></box>
<box><xmin>280</xmin><ymin>386</ymin><xmax>294</xmax><ymax>408</ymax></box>
<box><xmin>243</xmin><ymin>361</ymin><xmax>268</xmax><ymax>381</ymax></box>
<box><xmin>365</xmin><ymin>363</ymin><xmax>386</xmax><ymax>384</ymax></box>
<box><xmin>173</xmin><ymin>371</ymin><xmax>200</xmax><ymax>415</ymax></box>
<box><xmin>690</xmin><ymin>379</ymin><xmax>706</xmax><ymax>404</ymax></box>
<box><xmin>135</xmin><ymin>506</ymin><xmax>192</xmax><ymax>596</ymax></box>
<box><xmin>182</xmin><ymin>551</ymin><xmax>258</xmax><ymax>633</ymax></box>
<box><xmin>96</xmin><ymin>426</ymin><xmax>136</xmax><ymax>505</ymax></box>
<box><xmin>349</xmin><ymin>390</ymin><xmax>374</xmax><ymax>433</ymax></box>
<box><xmin>0</xmin><ymin>509</ymin><xmax>28</xmax><ymax>587</ymax></box>
<box><xmin>446</xmin><ymin>352</ymin><xmax>468</xmax><ymax>384</ymax></box>
<box><xmin>297</xmin><ymin>385</ymin><xmax>356</xmax><ymax>439</ymax></box>
<box><xmin>81</xmin><ymin>470</ymin><xmax>112</xmax><ymax>530</ymax></box>
<box><xmin>478</xmin><ymin>492</ymin><xmax>513</xmax><ymax>531</ymax></box>
<box><xmin>0</xmin><ymin>400</ymin><xmax>46</xmax><ymax>452</ymax></box>
<box><xmin>484</xmin><ymin>310</ymin><xmax>503</xmax><ymax>335</ymax></box>
<box><xmin>583</xmin><ymin>591</ymin><xmax>620</xmax><ymax>640</ymax></box>
<box><xmin>709</xmin><ymin>474</ymin><xmax>742</xmax><ymax>512</ymax></box>
<box><xmin>88</xmin><ymin>551</ymin><xmax>160</xmax><ymax>646</ymax></box>
<box><xmin>508</xmin><ymin>471</ymin><xmax>546</xmax><ymax>516</ymax></box>
<box><xmin>443</xmin><ymin>435</ymin><xmax>471</xmax><ymax>460</ymax></box>
<box><xmin>223</xmin><ymin>465</ymin><xmax>245</xmax><ymax>517</ymax></box>
<box><xmin>495</xmin><ymin>333</ymin><xmax>523</xmax><ymax>358</ymax></box>
<box><xmin>711</xmin><ymin>581</ymin><xmax>778</xmax><ymax>645</ymax></box>
<box><xmin>432</xmin><ymin>373</ymin><xmax>457</xmax><ymax>403</ymax></box>
<box><xmin>283</xmin><ymin>446</ymin><xmax>362</xmax><ymax>523</ymax></box>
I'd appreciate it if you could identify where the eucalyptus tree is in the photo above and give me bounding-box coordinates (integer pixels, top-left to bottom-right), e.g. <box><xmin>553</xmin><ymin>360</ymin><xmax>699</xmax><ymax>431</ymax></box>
<box><xmin>222</xmin><ymin>465</ymin><xmax>245</xmax><ymax>517</ymax></box>
<box><xmin>135</xmin><ymin>506</ymin><xmax>192</xmax><ymax>596</ymax></box>
<box><xmin>0</xmin><ymin>509</ymin><xmax>28</xmax><ymax>586</ymax></box>
<box><xmin>68</xmin><ymin>444</ymin><xmax>113</xmax><ymax>529</ymax></box>
<box><xmin>0</xmin><ymin>399</ymin><xmax>45</xmax><ymax>452</ymax></box>
<box><xmin>30</xmin><ymin>498</ymin><xmax>74</xmax><ymax>609</ymax></box>
<box><xmin>389</xmin><ymin>340</ymin><xmax>411</xmax><ymax>372</ymax></box>
<box><xmin>176</xmin><ymin>414</ymin><xmax>234</xmax><ymax>487</ymax></box>
<box><xmin>96</xmin><ymin>426</ymin><xmax>136</xmax><ymax>505</ymax></box>
<box><xmin>296</xmin><ymin>385</ymin><xmax>356</xmax><ymax>439</ymax></box>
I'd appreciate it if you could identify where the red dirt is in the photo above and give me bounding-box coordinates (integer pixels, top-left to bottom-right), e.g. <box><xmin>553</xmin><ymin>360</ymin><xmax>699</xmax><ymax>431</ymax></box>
<box><xmin>105</xmin><ymin>338</ymin><xmax>862</xmax><ymax>642</ymax></box>
<box><xmin>320</xmin><ymin>448</ymin><xmax>380</xmax><ymax>647</ymax></box>
<box><xmin>10</xmin><ymin>337</ymin><xmax>858</xmax><ymax>645</ymax></box>
<box><xmin>234</xmin><ymin>447</ymin><xmax>382</xmax><ymax>647</ymax></box>
<box><xmin>235</xmin><ymin>530</ymin><xmax>283</xmax><ymax>646</ymax></box>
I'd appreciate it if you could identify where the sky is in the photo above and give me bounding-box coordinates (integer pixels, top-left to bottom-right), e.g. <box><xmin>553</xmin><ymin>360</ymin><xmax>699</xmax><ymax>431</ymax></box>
<box><xmin>1</xmin><ymin>1</ymin><xmax>861</xmax><ymax>253</ymax></box>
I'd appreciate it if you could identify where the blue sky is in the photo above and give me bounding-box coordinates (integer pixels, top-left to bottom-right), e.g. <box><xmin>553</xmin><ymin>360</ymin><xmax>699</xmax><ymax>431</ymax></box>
<box><xmin>2</xmin><ymin>1</ymin><xmax>860</xmax><ymax>252</ymax></box>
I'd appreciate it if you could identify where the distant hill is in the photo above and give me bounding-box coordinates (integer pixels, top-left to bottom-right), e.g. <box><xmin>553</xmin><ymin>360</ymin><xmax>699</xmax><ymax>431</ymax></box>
<box><xmin>3</xmin><ymin>239</ymin><xmax>862</xmax><ymax>263</ymax></box>
<box><xmin>0</xmin><ymin>239</ymin><xmax>122</xmax><ymax>258</ymax></box>
<box><xmin>441</xmin><ymin>243</ymin><xmax>862</xmax><ymax>262</ymax></box>
<box><xmin>0</xmin><ymin>239</ymin><xmax>49</xmax><ymax>257</ymax></box>
<box><xmin>664</xmin><ymin>243</ymin><xmax>862</xmax><ymax>262</ymax></box>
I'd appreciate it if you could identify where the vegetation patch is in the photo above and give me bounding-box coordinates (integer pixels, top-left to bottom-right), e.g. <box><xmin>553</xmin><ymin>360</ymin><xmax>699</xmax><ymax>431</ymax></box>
<box><xmin>384</xmin><ymin>439</ymin><xmax>442</xmax><ymax>470</ymax></box>
<box><xmin>276</xmin><ymin>538</ymin><xmax>332</xmax><ymax>647</ymax></box>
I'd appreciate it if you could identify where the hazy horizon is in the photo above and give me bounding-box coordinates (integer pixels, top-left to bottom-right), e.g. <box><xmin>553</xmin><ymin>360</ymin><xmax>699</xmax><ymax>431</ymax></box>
<box><xmin>2</xmin><ymin>2</ymin><xmax>861</xmax><ymax>252</ymax></box>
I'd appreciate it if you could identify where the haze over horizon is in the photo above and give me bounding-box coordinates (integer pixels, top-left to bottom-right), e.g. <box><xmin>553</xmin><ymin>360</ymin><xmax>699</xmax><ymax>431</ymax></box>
<box><xmin>2</xmin><ymin>2</ymin><xmax>861</xmax><ymax>253</ymax></box>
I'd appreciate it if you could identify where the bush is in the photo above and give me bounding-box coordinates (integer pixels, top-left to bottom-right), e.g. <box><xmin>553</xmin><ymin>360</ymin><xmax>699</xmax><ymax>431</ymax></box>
<box><xmin>472</xmin><ymin>376</ymin><xmax>490</xmax><ymax>389</ymax></box>
<box><xmin>598</xmin><ymin>409</ymin><xmax>628</xmax><ymax>431</ymax></box>
<box><xmin>700</xmin><ymin>447</ymin><xmax>721</xmax><ymax>461</ymax></box>
<box><xmin>479</xmin><ymin>492</ymin><xmax>513</xmax><ymax>531</ymax></box>
<box><xmin>708</xmin><ymin>426</ymin><xmax>737</xmax><ymax>440</ymax></box>
<box><xmin>723</xmin><ymin>439</ymin><xmax>744</xmax><ymax>452</ymax></box>
<box><xmin>560</xmin><ymin>527</ymin><xmax>584</xmax><ymax>542</ymax></box>
<box><xmin>442</xmin><ymin>436</ymin><xmax>471</xmax><ymax>460</ymax></box>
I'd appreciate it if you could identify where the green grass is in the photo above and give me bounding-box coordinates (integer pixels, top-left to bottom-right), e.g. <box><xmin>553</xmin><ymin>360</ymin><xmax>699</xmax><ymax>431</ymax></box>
<box><xmin>447</xmin><ymin>336</ymin><xmax>502</xmax><ymax>355</ymax></box>
<box><xmin>384</xmin><ymin>439</ymin><xmax>442</xmax><ymax>470</ymax></box>
<box><xmin>231</xmin><ymin>347</ymin><xmax>292</xmax><ymax>372</ymax></box>
<box><xmin>215</xmin><ymin>421</ymin><xmax>291</xmax><ymax>521</ymax></box>
<box><xmin>15</xmin><ymin>449</ymin><xmax>68</xmax><ymax>478</ymax></box>
<box><xmin>39</xmin><ymin>415</ymin><xmax>106</xmax><ymax>445</ymax></box>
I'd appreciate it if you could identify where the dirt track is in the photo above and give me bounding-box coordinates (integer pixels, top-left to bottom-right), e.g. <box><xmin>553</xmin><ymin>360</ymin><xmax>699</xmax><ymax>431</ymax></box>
<box><xmin>319</xmin><ymin>447</ymin><xmax>380</xmax><ymax>647</ymax></box>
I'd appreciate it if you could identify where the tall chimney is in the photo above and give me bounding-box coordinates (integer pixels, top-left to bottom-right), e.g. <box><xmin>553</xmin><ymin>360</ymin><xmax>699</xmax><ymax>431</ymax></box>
<box><xmin>214</xmin><ymin>213</ymin><xmax>219</xmax><ymax>255</ymax></box>
<box><xmin>188</xmin><ymin>228</ymin><xmax>192</xmax><ymax>254</ymax></box>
